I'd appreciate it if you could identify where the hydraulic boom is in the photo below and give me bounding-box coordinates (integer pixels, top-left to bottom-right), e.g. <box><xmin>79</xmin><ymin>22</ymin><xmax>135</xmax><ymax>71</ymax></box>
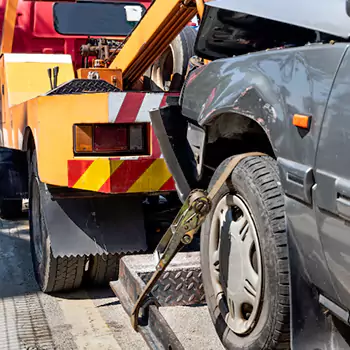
<box><xmin>109</xmin><ymin>0</ymin><xmax>198</xmax><ymax>88</ymax></box>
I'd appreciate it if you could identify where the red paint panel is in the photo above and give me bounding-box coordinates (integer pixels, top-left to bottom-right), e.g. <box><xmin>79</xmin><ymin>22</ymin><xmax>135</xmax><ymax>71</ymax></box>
<box><xmin>98</xmin><ymin>178</ymin><xmax>111</xmax><ymax>193</ymax></box>
<box><xmin>153</xmin><ymin>93</ymin><xmax>179</xmax><ymax>158</ymax></box>
<box><xmin>114</xmin><ymin>92</ymin><xmax>145</xmax><ymax>123</ymax></box>
<box><xmin>67</xmin><ymin>160</ymin><xmax>94</xmax><ymax>187</ymax></box>
<box><xmin>151</xmin><ymin>127</ymin><xmax>161</xmax><ymax>158</ymax></box>
<box><xmin>109</xmin><ymin>159</ymin><xmax>155</xmax><ymax>192</ymax></box>
<box><xmin>159</xmin><ymin>176</ymin><xmax>176</xmax><ymax>191</ymax></box>
<box><xmin>160</xmin><ymin>94</ymin><xmax>168</xmax><ymax>108</ymax></box>
<box><xmin>160</xmin><ymin>93</ymin><xmax>180</xmax><ymax>107</ymax></box>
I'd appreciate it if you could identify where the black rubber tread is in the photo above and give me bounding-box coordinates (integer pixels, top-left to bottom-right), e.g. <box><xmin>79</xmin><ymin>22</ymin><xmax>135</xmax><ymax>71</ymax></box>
<box><xmin>87</xmin><ymin>253</ymin><xmax>122</xmax><ymax>286</ymax></box>
<box><xmin>29</xmin><ymin>152</ymin><xmax>85</xmax><ymax>293</ymax></box>
<box><xmin>176</xmin><ymin>26</ymin><xmax>198</xmax><ymax>72</ymax></box>
<box><xmin>146</xmin><ymin>26</ymin><xmax>197</xmax><ymax>91</ymax></box>
<box><xmin>0</xmin><ymin>199</ymin><xmax>22</xmax><ymax>219</ymax></box>
<box><xmin>43</xmin><ymin>255</ymin><xmax>86</xmax><ymax>292</ymax></box>
<box><xmin>168</xmin><ymin>26</ymin><xmax>197</xmax><ymax>90</ymax></box>
<box><xmin>201</xmin><ymin>155</ymin><xmax>290</xmax><ymax>350</ymax></box>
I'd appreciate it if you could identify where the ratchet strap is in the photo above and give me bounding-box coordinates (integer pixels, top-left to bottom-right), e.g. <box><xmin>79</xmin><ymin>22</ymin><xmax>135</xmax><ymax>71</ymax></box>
<box><xmin>130</xmin><ymin>151</ymin><xmax>267</xmax><ymax>330</ymax></box>
<box><xmin>207</xmin><ymin>152</ymin><xmax>266</xmax><ymax>200</ymax></box>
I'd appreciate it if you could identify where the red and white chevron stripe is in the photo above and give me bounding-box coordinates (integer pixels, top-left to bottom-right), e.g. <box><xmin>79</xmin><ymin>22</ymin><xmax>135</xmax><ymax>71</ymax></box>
<box><xmin>108</xmin><ymin>92</ymin><xmax>179</xmax><ymax>160</ymax></box>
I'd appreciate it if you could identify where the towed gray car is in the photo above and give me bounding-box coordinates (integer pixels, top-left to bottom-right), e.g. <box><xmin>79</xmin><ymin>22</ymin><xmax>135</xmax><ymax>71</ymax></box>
<box><xmin>151</xmin><ymin>0</ymin><xmax>350</xmax><ymax>349</ymax></box>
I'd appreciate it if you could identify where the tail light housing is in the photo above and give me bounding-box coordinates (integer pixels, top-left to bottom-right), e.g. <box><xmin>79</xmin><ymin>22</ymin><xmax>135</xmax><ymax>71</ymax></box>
<box><xmin>74</xmin><ymin>123</ymin><xmax>149</xmax><ymax>155</ymax></box>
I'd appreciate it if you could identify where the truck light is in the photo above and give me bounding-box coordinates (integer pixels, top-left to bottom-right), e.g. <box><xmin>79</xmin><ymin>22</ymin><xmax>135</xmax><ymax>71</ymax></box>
<box><xmin>129</xmin><ymin>124</ymin><xmax>144</xmax><ymax>151</ymax></box>
<box><xmin>94</xmin><ymin>125</ymin><xmax>128</xmax><ymax>152</ymax></box>
<box><xmin>74</xmin><ymin>123</ymin><xmax>149</xmax><ymax>155</ymax></box>
<box><xmin>75</xmin><ymin>125</ymin><xmax>93</xmax><ymax>152</ymax></box>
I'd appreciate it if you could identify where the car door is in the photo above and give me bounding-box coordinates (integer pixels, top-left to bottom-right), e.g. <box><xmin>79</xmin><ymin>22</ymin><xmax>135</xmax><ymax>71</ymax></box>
<box><xmin>314</xmin><ymin>46</ymin><xmax>350</xmax><ymax>310</ymax></box>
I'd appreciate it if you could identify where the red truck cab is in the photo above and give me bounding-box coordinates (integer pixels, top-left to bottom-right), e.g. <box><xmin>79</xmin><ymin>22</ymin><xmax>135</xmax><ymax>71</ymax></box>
<box><xmin>0</xmin><ymin>0</ymin><xmax>152</xmax><ymax>68</ymax></box>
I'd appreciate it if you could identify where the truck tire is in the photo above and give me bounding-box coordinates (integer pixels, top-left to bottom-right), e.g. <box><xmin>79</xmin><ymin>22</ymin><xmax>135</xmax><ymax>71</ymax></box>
<box><xmin>146</xmin><ymin>26</ymin><xmax>197</xmax><ymax>91</ymax></box>
<box><xmin>0</xmin><ymin>199</ymin><xmax>22</xmax><ymax>219</ymax></box>
<box><xmin>88</xmin><ymin>253</ymin><xmax>121</xmax><ymax>286</ymax></box>
<box><xmin>201</xmin><ymin>155</ymin><xmax>290</xmax><ymax>350</ymax></box>
<box><xmin>29</xmin><ymin>153</ymin><xmax>85</xmax><ymax>293</ymax></box>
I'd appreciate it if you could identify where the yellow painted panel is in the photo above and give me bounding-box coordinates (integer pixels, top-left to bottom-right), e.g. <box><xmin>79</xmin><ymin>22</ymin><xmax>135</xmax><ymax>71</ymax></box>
<box><xmin>73</xmin><ymin>159</ymin><xmax>123</xmax><ymax>192</ymax></box>
<box><xmin>32</xmin><ymin>93</ymin><xmax>110</xmax><ymax>186</ymax></box>
<box><xmin>127</xmin><ymin>159</ymin><xmax>172</xmax><ymax>193</ymax></box>
<box><xmin>4</xmin><ymin>54</ymin><xmax>75</xmax><ymax>107</ymax></box>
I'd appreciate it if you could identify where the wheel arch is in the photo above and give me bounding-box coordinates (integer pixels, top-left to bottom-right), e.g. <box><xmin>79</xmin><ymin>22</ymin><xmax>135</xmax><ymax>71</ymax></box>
<box><xmin>22</xmin><ymin>126</ymin><xmax>35</xmax><ymax>153</ymax></box>
<box><xmin>199</xmin><ymin>109</ymin><xmax>276</xmax><ymax>184</ymax></box>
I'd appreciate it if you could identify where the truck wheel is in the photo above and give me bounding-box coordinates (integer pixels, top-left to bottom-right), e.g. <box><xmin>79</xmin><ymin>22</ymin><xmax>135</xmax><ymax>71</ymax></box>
<box><xmin>201</xmin><ymin>155</ymin><xmax>290</xmax><ymax>350</ymax></box>
<box><xmin>29</xmin><ymin>153</ymin><xmax>85</xmax><ymax>293</ymax></box>
<box><xmin>0</xmin><ymin>199</ymin><xmax>22</xmax><ymax>219</ymax></box>
<box><xmin>88</xmin><ymin>253</ymin><xmax>121</xmax><ymax>285</ymax></box>
<box><xmin>146</xmin><ymin>26</ymin><xmax>197</xmax><ymax>91</ymax></box>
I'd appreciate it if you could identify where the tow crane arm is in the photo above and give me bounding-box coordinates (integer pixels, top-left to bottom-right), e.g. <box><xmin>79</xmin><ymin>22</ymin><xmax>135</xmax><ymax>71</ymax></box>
<box><xmin>131</xmin><ymin>151</ymin><xmax>265</xmax><ymax>330</ymax></box>
<box><xmin>109</xmin><ymin>0</ymin><xmax>200</xmax><ymax>88</ymax></box>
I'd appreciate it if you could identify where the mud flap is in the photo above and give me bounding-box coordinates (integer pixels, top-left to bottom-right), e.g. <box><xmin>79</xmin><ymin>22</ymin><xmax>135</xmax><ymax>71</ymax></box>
<box><xmin>0</xmin><ymin>148</ymin><xmax>28</xmax><ymax>199</ymax></box>
<box><xmin>40</xmin><ymin>187</ymin><xmax>147</xmax><ymax>258</ymax></box>
<box><xmin>287</xmin><ymin>202</ymin><xmax>350</xmax><ymax>349</ymax></box>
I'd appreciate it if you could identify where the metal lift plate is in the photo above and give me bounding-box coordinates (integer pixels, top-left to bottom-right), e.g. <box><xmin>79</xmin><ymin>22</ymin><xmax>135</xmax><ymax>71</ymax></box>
<box><xmin>110</xmin><ymin>252</ymin><xmax>204</xmax><ymax>350</ymax></box>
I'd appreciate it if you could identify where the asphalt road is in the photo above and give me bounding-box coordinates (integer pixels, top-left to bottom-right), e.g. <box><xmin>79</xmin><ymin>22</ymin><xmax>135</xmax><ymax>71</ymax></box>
<box><xmin>0</xmin><ymin>215</ymin><xmax>224</xmax><ymax>350</ymax></box>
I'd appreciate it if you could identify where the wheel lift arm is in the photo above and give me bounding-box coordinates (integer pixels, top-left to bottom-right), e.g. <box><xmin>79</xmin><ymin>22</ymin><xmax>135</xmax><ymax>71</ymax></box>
<box><xmin>131</xmin><ymin>151</ymin><xmax>266</xmax><ymax>330</ymax></box>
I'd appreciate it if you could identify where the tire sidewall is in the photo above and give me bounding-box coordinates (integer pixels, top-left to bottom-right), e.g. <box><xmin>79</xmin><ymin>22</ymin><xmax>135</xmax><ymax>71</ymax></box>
<box><xmin>201</xmin><ymin>156</ymin><xmax>283</xmax><ymax>350</ymax></box>
<box><xmin>28</xmin><ymin>152</ymin><xmax>51</xmax><ymax>291</ymax></box>
<box><xmin>149</xmin><ymin>26</ymin><xmax>197</xmax><ymax>91</ymax></box>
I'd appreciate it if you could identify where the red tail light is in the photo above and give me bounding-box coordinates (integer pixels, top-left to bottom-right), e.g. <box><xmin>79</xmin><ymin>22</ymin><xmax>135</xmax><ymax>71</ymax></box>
<box><xmin>74</xmin><ymin>123</ymin><xmax>149</xmax><ymax>155</ymax></box>
<box><xmin>94</xmin><ymin>125</ymin><xmax>128</xmax><ymax>152</ymax></box>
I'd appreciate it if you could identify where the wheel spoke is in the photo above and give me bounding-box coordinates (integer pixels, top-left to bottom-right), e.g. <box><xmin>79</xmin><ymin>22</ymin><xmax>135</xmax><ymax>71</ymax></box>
<box><xmin>212</xmin><ymin>249</ymin><xmax>220</xmax><ymax>268</ymax></box>
<box><xmin>229</xmin><ymin>215</ymin><xmax>248</xmax><ymax>240</ymax></box>
<box><xmin>219</xmin><ymin>203</ymin><xmax>232</xmax><ymax>233</ymax></box>
<box><xmin>230</xmin><ymin>296</ymin><xmax>242</xmax><ymax>320</ymax></box>
<box><xmin>243</xmin><ymin>242</ymin><xmax>259</xmax><ymax>304</ymax></box>
<box><xmin>241</xmin><ymin>224</ymin><xmax>254</xmax><ymax>259</ymax></box>
<box><xmin>243</xmin><ymin>276</ymin><xmax>258</xmax><ymax>304</ymax></box>
<box><xmin>227</xmin><ymin>291</ymin><xmax>249</xmax><ymax>334</ymax></box>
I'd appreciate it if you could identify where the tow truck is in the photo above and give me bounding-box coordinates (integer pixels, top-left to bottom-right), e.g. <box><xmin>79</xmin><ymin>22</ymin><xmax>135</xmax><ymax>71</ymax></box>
<box><xmin>0</xmin><ymin>0</ymin><xmax>198</xmax><ymax>291</ymax></box>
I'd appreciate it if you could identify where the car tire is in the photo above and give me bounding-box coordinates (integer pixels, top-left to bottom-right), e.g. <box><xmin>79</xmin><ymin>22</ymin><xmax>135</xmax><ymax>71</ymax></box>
<box><xmin>145</xmin><ymin>26</ymin><xmax>197</xmax><ymax>91</ymax></box>
<box><xmin>29</xmin><ymin>152</ymin><xmax>85</xmax><ymax>293</ymax></box>
<box><xmin>201</xmin><ymin>155</ymin><xmax>290</xmax><ymax>350</ymax></box>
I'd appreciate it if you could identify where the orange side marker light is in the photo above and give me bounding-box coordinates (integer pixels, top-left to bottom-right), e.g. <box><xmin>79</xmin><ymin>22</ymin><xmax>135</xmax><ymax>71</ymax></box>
<box><xmin>293</xmin><ymin>114</ymin><xmax>311</xmax><ymax>129</ymax></box>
